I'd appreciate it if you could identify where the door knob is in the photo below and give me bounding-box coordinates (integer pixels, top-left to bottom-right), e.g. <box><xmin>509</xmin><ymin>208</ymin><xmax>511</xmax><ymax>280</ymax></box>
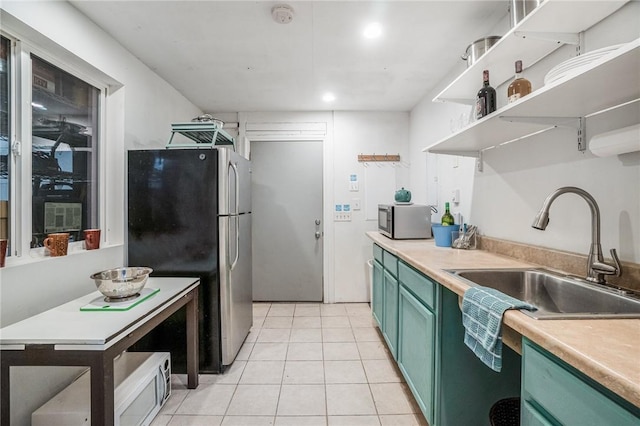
<box><xmin>315</xmin><ymin>231</ymin><xmax>321</xmax><ymax>239</ymax></box>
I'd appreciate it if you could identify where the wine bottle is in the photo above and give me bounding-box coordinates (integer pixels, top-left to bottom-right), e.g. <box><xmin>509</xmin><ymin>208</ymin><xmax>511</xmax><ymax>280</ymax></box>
<box><xmin>475</xmin><ymin>69</ymin><xmax>497</xmax><ymax>119</ymax></box>
<box><xmin>507</xmin><ymin>60</ymin><xmax>532</xmax><ymax>104</ymax></box>
<box><xmin>441</xmin><ymin>202</ymin><xmax>455</xmax><ymax>226</ymax></box>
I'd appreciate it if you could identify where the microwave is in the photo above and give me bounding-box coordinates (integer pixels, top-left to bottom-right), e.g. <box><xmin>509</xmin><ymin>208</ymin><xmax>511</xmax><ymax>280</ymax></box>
<box><xmin>32</xmin><ymin>352</ymin><xmax>171</xmax><ymax>426</ymax></box>
<box><xmin>378</xmin><ymin>204</ymin><xmax>432</xmax><ymax>239</ymax></box>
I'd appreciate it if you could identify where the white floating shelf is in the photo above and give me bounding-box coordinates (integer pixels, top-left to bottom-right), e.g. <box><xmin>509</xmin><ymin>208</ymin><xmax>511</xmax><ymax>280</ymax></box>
<box><xmin>433</xmin><ymin>0</ymin><xmax>629</xmax><ymax>104</ymax></box>
<box><xmin>425</xmin><ymin>38</ymin><xmax>640</xmax><ymax>156</ymax></box>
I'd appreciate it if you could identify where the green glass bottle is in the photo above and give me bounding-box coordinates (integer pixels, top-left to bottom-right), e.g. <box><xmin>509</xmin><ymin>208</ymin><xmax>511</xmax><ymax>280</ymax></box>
<box><xmin>441</xmin><ymin>202</ymin><xmax>455</xmax><ymax>226</ymax></box>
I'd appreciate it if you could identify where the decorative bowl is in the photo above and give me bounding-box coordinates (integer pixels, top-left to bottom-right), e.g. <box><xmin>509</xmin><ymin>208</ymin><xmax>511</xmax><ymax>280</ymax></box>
<box><xmin>90</xmin><ymin>267</ymin><xmax>153</xmax><ymax>301</ymax></box>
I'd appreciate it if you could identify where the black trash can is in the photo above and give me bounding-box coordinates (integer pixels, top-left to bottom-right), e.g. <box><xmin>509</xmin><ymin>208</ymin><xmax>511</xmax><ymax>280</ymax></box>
<box><xmin>489</xmin><ymin>397</ymin><xmax>520</xmax><ymax>426</ymax></box>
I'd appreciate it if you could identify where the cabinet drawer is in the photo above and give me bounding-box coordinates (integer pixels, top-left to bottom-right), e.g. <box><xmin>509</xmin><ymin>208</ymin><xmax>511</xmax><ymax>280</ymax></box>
<box><xmin>522</xmin><ymin>340</ymin><xmax>640</xmax><ymax>425</ymax></box>
<box><xmin>383</xmin><ymin>251</ymin><xmax>398</xmax><ymax>278</ymax></box>
<box><xmin>373</xmin><ymin>244</ymin><xmax>383</xmax><ymax>263</ymax></box>
<box><xmin>398</xmin><ymin>261</ymin><xmax>436</xmax><ymax>311</ymax></box>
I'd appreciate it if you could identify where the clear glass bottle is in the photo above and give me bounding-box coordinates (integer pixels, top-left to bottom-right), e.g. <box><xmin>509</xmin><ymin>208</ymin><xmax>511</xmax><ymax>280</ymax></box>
<box><xmin>441</xmin><ymin>202</ymin><xmax>455</xmax><ymax>226</ymax></box>
<box><xmin>507</xmin><ymin>60</ymin><xmax>532</xmax><ymax>103</ymax></box>
<box><xmin>475</xmin><ymin>69</ymin><xmax>497</xmax><ymax>119</ymax></box>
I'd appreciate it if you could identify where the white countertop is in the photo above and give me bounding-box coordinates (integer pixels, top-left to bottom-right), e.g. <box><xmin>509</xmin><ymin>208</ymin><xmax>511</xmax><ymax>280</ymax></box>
<box><xmin>0</xmin><ymin>277</ymin><xmax>199</xmax><ymax>350</ymax></box>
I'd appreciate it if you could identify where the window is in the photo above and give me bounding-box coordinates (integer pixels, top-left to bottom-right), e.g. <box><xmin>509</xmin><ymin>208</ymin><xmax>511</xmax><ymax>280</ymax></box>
<box><xmin>0</xmin><ymin>36</ymin><xmax>9</xmax><ymax>249</ymax></box>
<box><xmin>0</xmin><ymin>31</ymin><xmax>103</xmax><ymax>259</ymax></box>
<box><xmin>31</xmin><ymin>56</ymin><xmax>100</xmax><ymax>247</ymax></box>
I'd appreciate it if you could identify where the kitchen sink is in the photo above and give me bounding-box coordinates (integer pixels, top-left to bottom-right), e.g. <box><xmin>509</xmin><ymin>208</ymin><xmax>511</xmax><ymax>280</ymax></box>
<box><xmin>448</xmin><ymin>268</ymin><xmax>640</xmax><ymax>319</ymax></box>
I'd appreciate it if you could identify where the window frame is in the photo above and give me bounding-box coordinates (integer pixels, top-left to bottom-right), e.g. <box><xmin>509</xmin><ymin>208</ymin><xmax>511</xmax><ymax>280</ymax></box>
<box><xmin>1</xmin><ymin>31</ymin><xmax>109</xmax><ymax>262</ymax></box>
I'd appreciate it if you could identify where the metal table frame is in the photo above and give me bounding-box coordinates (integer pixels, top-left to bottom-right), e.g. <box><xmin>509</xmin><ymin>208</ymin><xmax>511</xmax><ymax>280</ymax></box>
<box><xmin>1</xmin><ymin>282</ymin><xmax>199</xmax><ymax>425</ymax></box>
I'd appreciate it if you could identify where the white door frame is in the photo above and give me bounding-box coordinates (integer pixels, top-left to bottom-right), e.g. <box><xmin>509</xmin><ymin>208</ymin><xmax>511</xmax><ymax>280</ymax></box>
<box><xmin>239</xmin><ymin>112</ymin><xmax>335</xmax><ymax>303</ymax></box>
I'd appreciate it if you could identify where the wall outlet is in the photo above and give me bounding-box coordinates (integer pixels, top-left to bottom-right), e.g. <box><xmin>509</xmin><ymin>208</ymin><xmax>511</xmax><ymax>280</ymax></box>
<box><xmin>452</xmin><ymin>189</ymin><xmax>460</xmax><ymax>204</ymax></box>
<box><xmin>352</xmin><ymin>198</ymin><xmax>361</xmax><ymax>210</ymax></box>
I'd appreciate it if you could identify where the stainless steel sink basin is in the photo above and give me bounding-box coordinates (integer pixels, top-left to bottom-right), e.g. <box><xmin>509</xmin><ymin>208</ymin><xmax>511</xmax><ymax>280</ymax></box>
<box><xmin>448</xmin><ymin>268</ymin><xmax>640</xmax><ymax>319</ymax></box>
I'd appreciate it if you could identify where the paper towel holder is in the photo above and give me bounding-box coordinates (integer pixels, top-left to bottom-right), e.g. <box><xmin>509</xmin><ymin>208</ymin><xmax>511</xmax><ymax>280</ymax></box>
<box><xmin>589</xmin><ymin>123</ymin><xmax>640</xmax><ymax>157</ymax></box>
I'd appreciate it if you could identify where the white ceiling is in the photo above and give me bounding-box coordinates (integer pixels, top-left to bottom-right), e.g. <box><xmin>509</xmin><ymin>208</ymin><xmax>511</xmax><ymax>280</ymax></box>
<box><xmin>69</xmin><ymin>1</ymin><xmax>507</xmax><ymax>112</ymax></box>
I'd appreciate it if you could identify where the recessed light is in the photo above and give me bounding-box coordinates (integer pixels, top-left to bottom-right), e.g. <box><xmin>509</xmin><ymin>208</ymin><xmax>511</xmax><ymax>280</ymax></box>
<box><xmin>363</xmin><ymin>22</ymin><xmax>382</xmax><ymax>39</ymax></box>
<box><xmin>322</xmin><ymin>92</ymin><xmax>336</xmax><ymax>103</ymax></box>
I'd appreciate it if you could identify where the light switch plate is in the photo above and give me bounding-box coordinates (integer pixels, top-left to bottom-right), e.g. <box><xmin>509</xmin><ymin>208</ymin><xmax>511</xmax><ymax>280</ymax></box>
<box><xmin>334</xmin><ymin>212</ymin><xmax>352</xmax><ymax>221</ymax></box>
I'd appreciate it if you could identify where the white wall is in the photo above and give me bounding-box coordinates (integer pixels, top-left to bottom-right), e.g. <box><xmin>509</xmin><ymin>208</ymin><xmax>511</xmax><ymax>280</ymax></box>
<box><xmin>0</xmin><ymin>2</ymin><xmax>202</xmax><ymax>424</ymax></box>
<box><xmin>409</xmin><ymin>2</ymin><xmax>640</xmax><ymax>264</ymax></box>
<box><xmin>332</xmin><ymin>111</ymin><xmax>410</xmax><ymax>302</ymax></box>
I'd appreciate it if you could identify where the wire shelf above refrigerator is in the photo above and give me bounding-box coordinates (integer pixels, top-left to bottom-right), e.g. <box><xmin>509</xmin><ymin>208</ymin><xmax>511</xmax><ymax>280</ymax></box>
<box><xmin>167</xmin><ymin>122</ymin><xmax>235</xmax><ymax>150</ymax></box>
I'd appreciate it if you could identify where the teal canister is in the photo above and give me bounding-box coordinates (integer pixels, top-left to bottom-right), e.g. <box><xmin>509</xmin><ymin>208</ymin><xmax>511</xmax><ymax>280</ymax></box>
<box><xmin>394</xmin><ymin>187</ymin><xmax>411</xmax><ymax>203</ymax></box>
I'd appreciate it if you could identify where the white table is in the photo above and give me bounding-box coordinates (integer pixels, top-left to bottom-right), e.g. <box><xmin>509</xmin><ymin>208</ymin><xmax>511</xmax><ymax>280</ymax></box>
<box><xmin>0</xmin><ymin>277</ymin><xmax>200</xmax><ymax>425</ymax></box>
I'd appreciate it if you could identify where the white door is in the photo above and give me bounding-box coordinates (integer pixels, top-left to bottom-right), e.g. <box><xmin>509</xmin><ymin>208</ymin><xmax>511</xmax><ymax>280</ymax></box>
<box><xmin>251</xmin><ymin>140</ymin><xmax>323</xmax><ymax>302</ymax></box>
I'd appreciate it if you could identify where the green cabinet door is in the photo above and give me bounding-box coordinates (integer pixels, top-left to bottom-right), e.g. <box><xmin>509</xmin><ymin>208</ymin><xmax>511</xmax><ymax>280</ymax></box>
<box><xmin>522</xmin><ymin>339</ymin><xmax>640</xmax><ymax>426</ymax></box>
<box><xmin>521</xmin><ymin>401</ymin><xmax>558</xmax><ymax>426</ymax></box>
<box><xmin>382</xmin><ymin>269</ymin><xmax>399</xmax><ymax>359</ymax></box>
<box><xmin>372</xmin><ymin>259</ymin><xmax>384</xmax><ymax>328</ymax></box>
<box><xmin>398</xmin><ymin>285</ymin><xmax>436</xmax><ymax>425</ymax></box>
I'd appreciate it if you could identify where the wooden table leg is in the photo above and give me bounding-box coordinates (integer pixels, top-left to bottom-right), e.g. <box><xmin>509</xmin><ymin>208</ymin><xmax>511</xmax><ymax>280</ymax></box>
<box><xmin>186</xmin><ymin>287</ymin><xmax>199</xmax><ymax>389</ymax></box>
<box><xmin>1</xmin><ymin>354</ymin><xmax>11</xmax><ymax>426</ymax></box>
<box><xmin>89</xmin><ymin>353</ymin><xmax>115</xmax><ymax>425</ymax></box>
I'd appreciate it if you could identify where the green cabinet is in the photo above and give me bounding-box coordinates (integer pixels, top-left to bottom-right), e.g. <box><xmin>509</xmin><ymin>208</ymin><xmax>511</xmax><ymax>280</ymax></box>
<box><xmin>522</xmin><ymin>339</ymin><xmax>640</xmax><ymax>426</ymax></box>
<box><xmin>372</xmin><ymin>259</ymin><xmax>384</xmax><ymax>328</ymax></box>
<box><xmin>382</xmin><ymin>269</ymin><xmax>399</xmax><ymax>359</ymax></box>
<box><xmin>372</xmin><ymin>245</ymin><xmax>399</xmax><ymax>359</ymax></box>
<box><xmin>398</xmin><ymin>284</ymin><xmax>436</xmax><ymax>424</ymax></box>
<box><xmin>372</xmin><ymin>243</ymin><xmax>521</xmax><ymax>426</ymax></box>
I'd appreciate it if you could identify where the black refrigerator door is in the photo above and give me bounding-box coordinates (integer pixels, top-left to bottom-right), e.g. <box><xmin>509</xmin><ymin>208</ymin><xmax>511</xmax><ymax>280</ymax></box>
<box><xmin>127</xmin><ymin>149</ymin><xmax>223</xmax><ymax>373</ymax></box>
<box><xmin>128</xmin><ymin>149</ymin><xmax>219</xmax><ymax>274</ymax></box>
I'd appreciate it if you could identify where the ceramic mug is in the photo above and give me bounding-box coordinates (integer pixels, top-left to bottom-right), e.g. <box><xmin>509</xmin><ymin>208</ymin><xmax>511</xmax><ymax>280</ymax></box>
<box><xmin>83</xmin><ymin>229</ymin><xmax>101</xmax><ymax>250</ymax></box>
<box><xmin>0</xmin><ymin>239</ymin><xmax>7</xmax><ymax>267</ymax></box>
<box><xmin>44</xmin><ymin>233</ymin><xmax>69</xmax><ymax>257</ymax></box>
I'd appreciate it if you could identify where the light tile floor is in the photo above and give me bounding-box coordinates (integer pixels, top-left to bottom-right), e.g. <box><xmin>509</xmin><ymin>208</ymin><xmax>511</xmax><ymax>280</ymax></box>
<box><xmin>152</xmin><ymin>303</ymin><xmax>428</xmax><ymax>426</ymax></box>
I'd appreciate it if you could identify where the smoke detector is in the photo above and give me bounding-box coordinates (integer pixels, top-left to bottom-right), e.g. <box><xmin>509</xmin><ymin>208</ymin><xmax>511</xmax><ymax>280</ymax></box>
<box><xmin>272</xmin><ymin>4</ymin><xmax>294</xmax><ymax>24</ymax></box>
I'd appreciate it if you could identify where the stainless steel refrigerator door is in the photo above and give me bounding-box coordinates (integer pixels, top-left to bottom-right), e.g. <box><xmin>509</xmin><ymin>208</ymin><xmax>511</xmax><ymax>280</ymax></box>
<box><xmin>218</xmin><ymin>149</ymin><xmax>252</xmax><ymax>216</ymax></box>
<box><xmin>219</xmin><ymin>213</ymin><xmax>253</xmax><ymax>365</ymax></box>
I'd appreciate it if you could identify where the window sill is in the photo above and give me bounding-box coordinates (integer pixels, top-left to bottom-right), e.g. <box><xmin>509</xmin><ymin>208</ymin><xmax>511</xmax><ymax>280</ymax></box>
<box><xmin>1</xmin><ymin>243</ymin><xmax>124</xmax><ymax>269</ymax></box>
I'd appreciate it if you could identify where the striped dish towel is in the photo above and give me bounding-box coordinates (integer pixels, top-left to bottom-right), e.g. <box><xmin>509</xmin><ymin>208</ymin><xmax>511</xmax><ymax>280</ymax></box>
<box><xmin>462</xmin><ymin>286</ymin><xmax>536</xmax><ymax>372</ymax></box>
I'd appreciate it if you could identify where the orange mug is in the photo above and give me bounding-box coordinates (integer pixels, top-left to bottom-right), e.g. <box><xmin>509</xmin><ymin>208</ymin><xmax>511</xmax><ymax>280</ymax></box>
<box><xmin>83</xmin><ymin>229</ymin><xmax>101</xmax><ymax>250</ymax></box>
<box><xmin>0</xmin><ymin>239</ymin><xmax>7</xmax><ymax>267</ymax></box>
<box><xmin>44</xmin><ymin>233</ymin><xmax>69</xmax><ymax>257</ymax></box>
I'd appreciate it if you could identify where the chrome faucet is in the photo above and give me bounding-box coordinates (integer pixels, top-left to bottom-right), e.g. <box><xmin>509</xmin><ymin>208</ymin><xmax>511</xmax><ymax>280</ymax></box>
<box><xmin>532</xmin><ymin>186</ymin><xmax>622</xmax><ymax>284</ymax></box>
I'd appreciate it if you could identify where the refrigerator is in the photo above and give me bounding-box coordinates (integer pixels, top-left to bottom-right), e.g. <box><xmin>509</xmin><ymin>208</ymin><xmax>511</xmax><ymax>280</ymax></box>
<box><xmin>127</xmin><ymin>147</ymin><xmax>252</xmax><ymax>373</ymax></box>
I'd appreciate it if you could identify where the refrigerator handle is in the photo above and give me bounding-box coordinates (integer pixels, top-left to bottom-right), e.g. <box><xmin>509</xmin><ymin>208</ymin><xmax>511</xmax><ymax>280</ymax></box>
<box><xmin>229</xmin><ymin>160</ymin><xmax>241</xmax><ymax>270</ymax></box>
<box><xmin>229</xmin><ymin>161</ymin><xmax>240</xmax><ymax>215</ymax></box>
<box><xmin>231</xmin><ymin>215</ymin><xmax>240</xmax><ymax>270</ymax></box>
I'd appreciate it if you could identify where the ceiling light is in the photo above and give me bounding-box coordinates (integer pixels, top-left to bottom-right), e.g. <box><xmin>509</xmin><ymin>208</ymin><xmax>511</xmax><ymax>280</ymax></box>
<box><xmin>322</xmin><ymin>93</ymin><xmax>336</xmax><ymax>103</ymax></box>
<box><xmin>363</xmin><ymin>22</ymin><xmax>382</xmax><ymax>39</ymax></box>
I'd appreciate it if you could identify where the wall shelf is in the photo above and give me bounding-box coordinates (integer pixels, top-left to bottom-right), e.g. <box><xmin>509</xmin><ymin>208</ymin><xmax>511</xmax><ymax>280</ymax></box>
<box><xmin>433</xmin><ymin>0</ymin><xmax>629</xmax><ymax>105</ymax></box>
<box><xmin>424</xmin><ymin>38</ymin><xmax>639</xmax><ymax>157</ymax></box>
